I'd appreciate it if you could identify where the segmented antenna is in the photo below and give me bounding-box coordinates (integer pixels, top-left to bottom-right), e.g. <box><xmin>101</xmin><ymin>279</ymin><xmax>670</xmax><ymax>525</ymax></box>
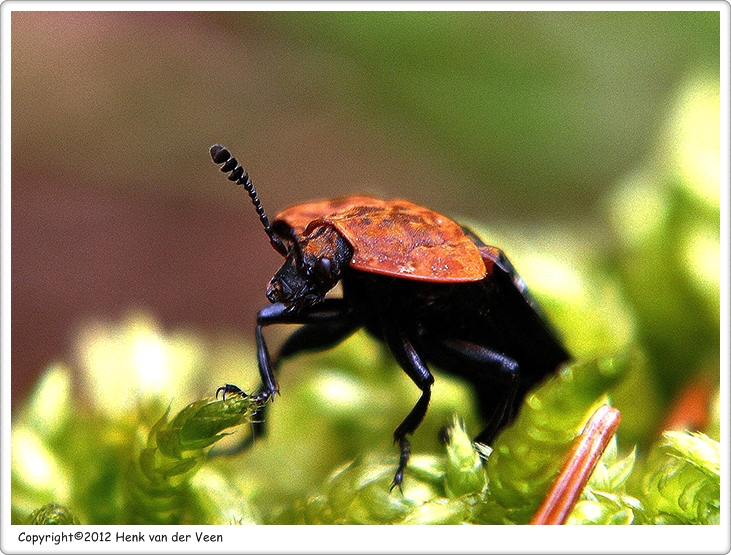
<box><xmin>210</xmin><ymin>144</ymin><xmax>287</xmax><ymax>256</ymax></box>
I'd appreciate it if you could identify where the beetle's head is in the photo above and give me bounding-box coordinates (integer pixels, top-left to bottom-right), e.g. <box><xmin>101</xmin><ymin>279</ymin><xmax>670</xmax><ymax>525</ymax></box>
<box><xmin>266</xmin><ymin>224</ymin><xmax>351</xmax><ymax>311</ymax></box>
<box><xmin>210</xmin><ymin>145</ymin><xmax>351</xmax><ymax>311</ymax></box>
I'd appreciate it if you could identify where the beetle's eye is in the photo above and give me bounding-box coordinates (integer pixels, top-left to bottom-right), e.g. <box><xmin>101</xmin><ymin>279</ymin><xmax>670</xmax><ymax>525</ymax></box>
<box><xmin>313</xmin><ymin>257</ymin><xmax>333</xmax><ymax>284</ymax></box>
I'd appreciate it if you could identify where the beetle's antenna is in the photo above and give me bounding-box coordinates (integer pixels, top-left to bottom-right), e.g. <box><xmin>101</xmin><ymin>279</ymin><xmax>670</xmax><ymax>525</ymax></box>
<box><xmin>210</xmin><ymin>144</ymin><xmax>288</xmax><ymax>256</ymax></box>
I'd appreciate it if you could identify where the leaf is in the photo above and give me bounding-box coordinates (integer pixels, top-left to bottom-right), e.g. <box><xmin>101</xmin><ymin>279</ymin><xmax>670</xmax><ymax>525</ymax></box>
<box><xmin>25</xmin><ymin>503</ymin><xmax>79</xmax><ymax>525</ymax></box>
<box><xmin>444</xmin><ymin>417</ymin><xmax>487</xmax><ymax>497</ymax></box>
<box><xmin>126</xmin><ymin>395</ymin><xmax>258</xmax><ymax>524</ymax></box>
<box><xmin>640</xmin><ymin>431</ymin><xmax>720</xmax><ymax>525</ymax></box>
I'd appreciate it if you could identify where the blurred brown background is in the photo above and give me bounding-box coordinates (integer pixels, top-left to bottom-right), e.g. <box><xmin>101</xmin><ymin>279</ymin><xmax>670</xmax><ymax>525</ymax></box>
<box><xmin>11</xmin><ymin>11</ymin><xmax>719</xmax><ymax>412</ymax></box>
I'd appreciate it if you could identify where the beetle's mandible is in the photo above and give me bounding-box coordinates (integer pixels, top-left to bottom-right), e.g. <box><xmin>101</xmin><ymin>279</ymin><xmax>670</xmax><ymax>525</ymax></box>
<box><xmin>209</xmin><ymin>144</ymin><xmax>570</xmax><ymax>491</ymax></box>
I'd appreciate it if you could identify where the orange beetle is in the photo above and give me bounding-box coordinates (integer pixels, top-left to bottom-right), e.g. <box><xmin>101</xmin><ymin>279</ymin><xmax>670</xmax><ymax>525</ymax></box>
<box><xmin>211</xmin><ymin>145</ymin><xmax>570</xmax><ymax>490</ymax></box>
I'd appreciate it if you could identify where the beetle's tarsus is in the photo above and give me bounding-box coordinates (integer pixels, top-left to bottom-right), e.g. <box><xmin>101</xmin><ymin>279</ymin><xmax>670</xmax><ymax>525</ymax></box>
<box><xmin>389</xmin><ymin>476</ymin><xmax>404</xmax><ymax>495</ymax></box>
<box><xmin>249</xmin><ymin>390</ymin><xmax>276</xmax><ymax>405</ymax></box>
<box><xmin>215</xmin><ymin>384</ymin><xmax>275</xmax><ymax>414</ymax></box>
<box><xmin>216</xmin><ymin>383</ymin><xmax>248</xmax><ymax>401</ymax></box>
<box><xmin>390</xmin><ymin>437</ymin><xmax>410</xmax><ymax>494</ymax></box>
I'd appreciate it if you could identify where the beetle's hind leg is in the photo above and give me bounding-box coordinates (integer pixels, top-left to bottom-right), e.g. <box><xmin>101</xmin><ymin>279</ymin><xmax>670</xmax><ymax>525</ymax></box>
<box><xmin>434</xmin><ymin>339</ymin><xmax>520</xmax><ymax>445</ymax></box>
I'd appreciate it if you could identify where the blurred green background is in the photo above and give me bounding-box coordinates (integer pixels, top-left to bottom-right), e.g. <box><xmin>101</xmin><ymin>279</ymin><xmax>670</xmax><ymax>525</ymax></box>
<box><xmin>10</xmin><ymin>9</ymin><xmax>722</xmax><ymax>526</ymax></box>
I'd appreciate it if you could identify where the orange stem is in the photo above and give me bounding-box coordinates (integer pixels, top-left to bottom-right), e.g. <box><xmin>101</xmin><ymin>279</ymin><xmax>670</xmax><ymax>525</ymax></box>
<box><xmin>530</xmin><ymin>404</ymin><xmax>621</xmax><ymax>525</ymax></box>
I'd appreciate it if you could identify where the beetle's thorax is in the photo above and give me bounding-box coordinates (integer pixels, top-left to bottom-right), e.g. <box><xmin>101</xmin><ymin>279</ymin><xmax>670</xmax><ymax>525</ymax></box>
<box><xmin>266</xmin><ymin>224</ymin><xmax>353</xmax><ymax>311</ymax></box>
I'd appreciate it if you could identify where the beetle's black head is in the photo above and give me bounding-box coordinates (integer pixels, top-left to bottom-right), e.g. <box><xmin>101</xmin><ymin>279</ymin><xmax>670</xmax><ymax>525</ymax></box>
<box><xmin>210</xmin><ymin>145</ymin><xmax>352</xmax><ymax>311</ymax></box>
<box><xmin>266</xmin><ymin>224</ymin><xmax>352</xmax><ymax>311</ymax></box>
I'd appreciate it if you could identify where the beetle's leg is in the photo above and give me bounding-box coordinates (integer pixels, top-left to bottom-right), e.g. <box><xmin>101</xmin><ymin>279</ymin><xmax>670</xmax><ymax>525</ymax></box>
<box><xmin>209</xmin><ymin>306</ymin><xmax>288</xmax><ymax>457</ymax></box>
<box><xmin>381</xmin><ymin>323</ymin><xmax>435</xmax><ymax>492</ymax></box>
<box><xmin>436</xmin><ymin>339</ymin><xmax>520</xmax><ymax>445</ymax></box>
<box><xmin>250</xmin><ymin>322</ymin><xmax>277</xmax><ymax>403</ymax></box>
<box><xmin>253</xmin><ymin>313</ymin><xmax>360</xmax><ymax>437</ymax></box>
<box><xmin>247</xmin><ymin>311</ymin><xmax>362</xmax><ymax>441</ymax></box>
<box><xmin>277</xmin><ymin>314</ymin><xmax>360</xmax><ymax>360</ymax></box>
<box><xmin>250</xmin><ymin>299</ymin><xmax>356</xmax><ymax>402</ymax></box>
<box><xmin>215</xmin><ymin>298</ymin><xmax>356</xmax><ymax>451</ymax></box>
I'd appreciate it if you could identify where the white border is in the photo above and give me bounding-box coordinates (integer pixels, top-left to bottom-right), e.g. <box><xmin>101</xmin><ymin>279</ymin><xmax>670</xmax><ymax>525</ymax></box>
<box><xmin>1</xmin><ymin>0</ymin><xmax>730</xmax><ymax>11</ymax></box>
<box><xmin>2</xmin><ymin>2</ymin><xmax>729</xmax><ymax>554</ymax></box>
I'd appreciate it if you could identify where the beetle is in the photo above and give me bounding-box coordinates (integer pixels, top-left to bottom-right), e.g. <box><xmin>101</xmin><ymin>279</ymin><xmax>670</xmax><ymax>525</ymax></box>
<box><xmin>210</xmin><ymin>144</ymin><xmax>571</xmax><ymax>490</ymax></box>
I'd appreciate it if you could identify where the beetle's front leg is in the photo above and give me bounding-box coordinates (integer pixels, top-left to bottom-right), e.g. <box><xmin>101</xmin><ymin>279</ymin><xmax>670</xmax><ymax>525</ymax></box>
<box><xmin>251</xmin><ymin>319</ymin><xmax>278</xmax><ymax>403</ymax></box>
<box><xmin>216</xmin><ymin>303</ymin><xmax>290</xmax><ymax>405</ymax></box>
<box><xmin>218</xmin><ymin>298</ymin><xmax>354</xmax><ymax>402</ymax></box>
<box><xmin>250</xmin><ymin>299</ymin><xmax>355</xmax><ymax>402</ymax></box>
<box><xmin>214</xmin><ymin>299</ymin><xmax>354</xmax><ymax>457</ymax></box>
